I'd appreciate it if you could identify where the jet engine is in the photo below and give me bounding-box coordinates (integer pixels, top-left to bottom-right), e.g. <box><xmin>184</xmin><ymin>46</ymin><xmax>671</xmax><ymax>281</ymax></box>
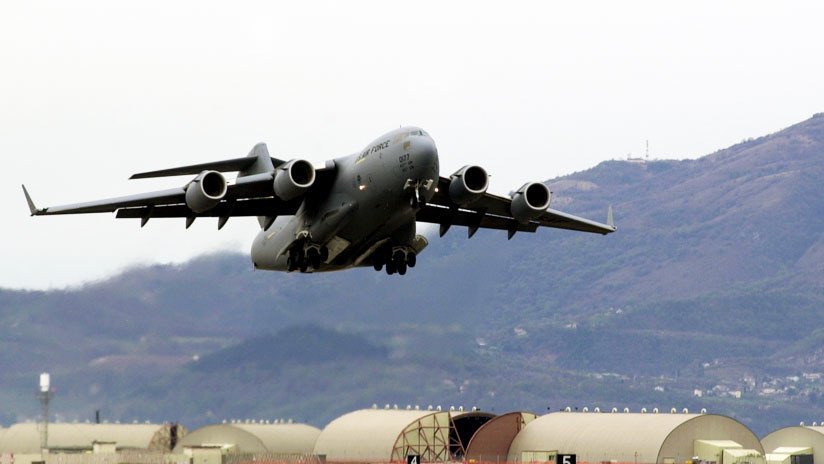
<box><xmin>185</xmin><ymin>170</ymin><xmax>227</xmax><ymax>213</ymax></box>
<box><xmin>448</xmin><ymin>165</ymin><xmax>489</xmax><ymax>206</ymax></box>
<box><xmin>510</xmin><ymin>182</ymin><xmax>551</xmax><ymax>223</ymax></box>
<box><xmin>274</xmin><ymin>159</ymin><xmax>316</xmax><ymax>201</ymax></box>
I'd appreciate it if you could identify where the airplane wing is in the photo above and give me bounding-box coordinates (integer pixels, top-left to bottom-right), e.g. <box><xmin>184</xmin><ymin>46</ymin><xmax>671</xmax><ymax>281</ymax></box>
<box><xmin>417</xmin><ymin>176</ymin><xmax>616</xmax><ymax>238</ymax></box>
<box><xmin>23</xmin><ymin>148</ymin><xmax>336</xmax><ymax>228</ymax></box>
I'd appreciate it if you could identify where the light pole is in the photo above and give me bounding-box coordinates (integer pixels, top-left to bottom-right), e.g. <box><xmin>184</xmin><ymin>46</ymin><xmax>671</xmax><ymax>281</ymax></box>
<box><xmin>37</xmin><ymin>373</ymin><xmax>54</xmax><ymax>451</ymax></box>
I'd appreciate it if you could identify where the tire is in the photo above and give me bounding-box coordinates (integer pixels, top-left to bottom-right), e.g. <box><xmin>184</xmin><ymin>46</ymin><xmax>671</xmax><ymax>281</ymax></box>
<box><xmin>305</xmin><ymin>248</ymin><xmax>320</xmax><ymax>269</ymax></box>
<box><xmin>392</xmin><ymin>251</ymin><xmax>405</xmax><ymax>267</ymax></box>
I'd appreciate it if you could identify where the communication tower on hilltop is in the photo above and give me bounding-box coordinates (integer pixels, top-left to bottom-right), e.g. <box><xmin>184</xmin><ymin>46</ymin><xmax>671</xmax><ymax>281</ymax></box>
<box><xmin>37</xmin><ymin>372</ymin><xmax>54</xmax><ymax>451</ymax></box>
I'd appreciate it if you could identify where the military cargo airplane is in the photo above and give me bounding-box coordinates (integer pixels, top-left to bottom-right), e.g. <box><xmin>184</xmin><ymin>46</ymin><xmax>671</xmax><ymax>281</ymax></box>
<box><xmin>23</xmin><ymin>127</ymin><xmax>616</xmax><ymax>275</ymax></box>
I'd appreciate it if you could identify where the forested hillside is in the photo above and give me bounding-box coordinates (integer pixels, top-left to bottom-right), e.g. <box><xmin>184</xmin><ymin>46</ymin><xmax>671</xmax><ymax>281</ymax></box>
<box><xmin>2</xmin><ymin>114</ymin><xmax>823</xmax><ymax>435</ymax></box>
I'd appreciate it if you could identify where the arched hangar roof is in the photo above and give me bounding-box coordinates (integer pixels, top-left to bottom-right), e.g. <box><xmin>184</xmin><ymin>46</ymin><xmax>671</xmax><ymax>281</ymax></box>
<box><xmin>509</xmin><ymin>412</ymin><xmax>762</xmax><ymax>463</ymax></box>
<box><xmin>465</xmin><ymin>411</ymin><xmax>537</xmax><ymax>460</ymax></box>
<box><xmin>0</xmin><ymin>423</ymin><xmax>185</xmax><ymax>453</ymax></box>
<box><xmin>313</xmin><ymin>408</ymin><xmax>453</xmax><ymax>462</ymax></box>
<box><xmin>173</xmin><ymin>422</ymin><xmax>321</xmax><ymax>454</ymax></box>
<box><xmin>762</xmin><ymin>426</ymin><xmax>824</xmax><ymax>464</ymax></box>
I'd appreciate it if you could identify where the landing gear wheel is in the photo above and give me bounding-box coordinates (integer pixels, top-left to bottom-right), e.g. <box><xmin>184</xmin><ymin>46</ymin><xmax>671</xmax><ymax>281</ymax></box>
<box><xmin>406</xmin><ymin>252</ymin><xmax>416</xmax><ymax>268</ymax></box>
<box><xmin>307</xmin><ymin>248</ymin><xmax>321</xmax><ymax>269</ymax></box>
<box><xmin>287</xmin><ymin>248</ymin><xmax>300</xmax><ymax>272</ymax></box>
<box><xmin>297</xmin><ymin>252</ymin><xmax>308</xmax><ymax>273</ymax></box>
<box><xmin>373</xmin><ymin>260</ymin><xmax>383</xmax><ymax>272</ymax></box>
<box><xmin>392</xmin><ymin>250</ymin><xmax>405</xmax><ymax>268</ymax></box>
<box><xmin>385</xmin><ymin>261</ymin><xmax>396</xmax><ymax>275</ymax></box>
<box><xmin>398</xmin><ymin>262</ymin><xmax>407</xmax><ymax>275</ymax></box>
<box><xmin>320</xmin><ymin>246</ymin><xmax>329</xmax><ymax>262</ymax></box>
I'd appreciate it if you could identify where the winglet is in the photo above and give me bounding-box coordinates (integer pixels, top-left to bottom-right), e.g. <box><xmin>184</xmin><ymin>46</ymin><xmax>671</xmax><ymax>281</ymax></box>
<box><xmin>22</xmin><ymin>185</ymin><xmax>40</xmax><ymax>216</ymax></box>
<box><xmin>607</xmin><ymin>205</ymin><xmax>615</xmax><ymax>229</ymax></box>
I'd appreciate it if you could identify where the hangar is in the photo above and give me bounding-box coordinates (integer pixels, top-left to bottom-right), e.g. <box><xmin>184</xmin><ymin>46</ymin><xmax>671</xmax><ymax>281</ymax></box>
<box><xmin>313</xmin><ymin>407</ymin><xmax>493</xmax><ymax>462</ymax></box>
<box><xmin>465</xmin><ymin>411</ymin><xmax>538</xmax><ymax>461</ymax></box>
<box><xmin>0</xmin><ymin>422</ymin><xmax>185</xmax><ymax>453</ymax></box>
<box><xmin>508</xmin><ymin>412</ymin><xmax>763</xmax><ymax>463</ymax></box>
<box><xmin>761</xmin><ymin>425</ymin><xmax>823</xmax><ymax>464</ymax></box>
<box><xmin>451</xmin><ymin>410</ymin><xmax>495</xmax><ymax>459</ymax></box>
<box><xmin>173</xmin><ymin>421</ymin><xmax>321</xmax><ymax>454</ymax></box>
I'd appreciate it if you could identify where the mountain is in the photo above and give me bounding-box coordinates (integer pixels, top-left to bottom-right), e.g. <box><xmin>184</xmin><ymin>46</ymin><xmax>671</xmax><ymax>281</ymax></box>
<box><xmin>2</xmin><ymin>114</ymin><xmax>824</xmax><ymax>434</ymax></box>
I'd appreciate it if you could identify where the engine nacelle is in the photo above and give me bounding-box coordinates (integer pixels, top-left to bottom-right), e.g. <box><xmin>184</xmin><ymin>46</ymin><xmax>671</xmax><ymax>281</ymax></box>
<box><xmin>185</xmin><ymin>170</ymin><xmax>227</xmax><ymax>213</ymax></box>
<box><xmin>274</xmin><ymin>159</ymin><xmax>316</xmax><ymax>201</ymax></box>
<box><xmin>510</xmin><ymin>182</ymin><xmax>551</xmax><ymax>223</ymax></box>
<box><xmin>448</xmin><ymin>165</ymin><xmax>489</xmax><ymax>206</ymax></box>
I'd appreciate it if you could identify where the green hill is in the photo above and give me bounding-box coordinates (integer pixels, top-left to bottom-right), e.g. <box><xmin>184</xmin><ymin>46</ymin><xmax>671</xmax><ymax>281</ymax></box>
<box><xmin>2</xmin><ymin>114</ymin><xmax>824</xmax><ymax>434</ymax></box>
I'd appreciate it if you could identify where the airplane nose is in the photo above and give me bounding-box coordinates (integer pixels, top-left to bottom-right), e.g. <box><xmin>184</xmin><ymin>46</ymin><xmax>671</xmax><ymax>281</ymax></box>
<box><xmin>412</xmin><ymin>136</ymin><xmax>438</xmax><ymax>176</ymax></box>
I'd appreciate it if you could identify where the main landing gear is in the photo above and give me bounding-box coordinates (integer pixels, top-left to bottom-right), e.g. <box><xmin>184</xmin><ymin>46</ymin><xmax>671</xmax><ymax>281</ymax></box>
<box><xmin>372</xmin><ymin>246</ymin><xmax>417</xmax><ymax>276</ymax></box>
<box><xmin>287</xmin><ymin>243</ymin><xmax>329</xmax><ymax>273</ymax></box>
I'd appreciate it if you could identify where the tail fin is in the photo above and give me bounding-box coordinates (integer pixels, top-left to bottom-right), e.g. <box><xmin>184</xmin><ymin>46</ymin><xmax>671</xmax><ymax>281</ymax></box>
<box><xmin>22</xmin><ymin>185</ymin><xmax>39</xmax><ymax>216</ymax></box>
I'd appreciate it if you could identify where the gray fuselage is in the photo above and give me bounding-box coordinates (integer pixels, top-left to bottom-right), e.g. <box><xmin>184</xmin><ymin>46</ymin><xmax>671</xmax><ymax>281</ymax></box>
<box><xmin>250</xmin><ymin>127</ymin><xmax>439</xmax><ymax>272</ymax></box>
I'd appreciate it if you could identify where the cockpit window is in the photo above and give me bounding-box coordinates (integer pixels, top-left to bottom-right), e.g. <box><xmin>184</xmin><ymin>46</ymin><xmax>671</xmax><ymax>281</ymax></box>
<box><xmin>409</xmin><ymin>130</ymin><xmax>425</xmax><ymax>136</ymax></box>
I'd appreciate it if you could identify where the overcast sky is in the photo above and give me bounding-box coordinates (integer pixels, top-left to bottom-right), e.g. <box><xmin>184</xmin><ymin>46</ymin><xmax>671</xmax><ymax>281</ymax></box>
<box><xmin>2</xmin><ymin>1</ymin><xmax>823</xmax><ymax>289</ymax></box>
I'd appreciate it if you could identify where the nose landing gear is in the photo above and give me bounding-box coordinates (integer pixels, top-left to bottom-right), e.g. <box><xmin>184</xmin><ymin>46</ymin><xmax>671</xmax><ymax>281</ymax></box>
<box><xmin>404</xmin><ymin>178</ymin><xmax>434</xmax><ymax>208</ymax></box>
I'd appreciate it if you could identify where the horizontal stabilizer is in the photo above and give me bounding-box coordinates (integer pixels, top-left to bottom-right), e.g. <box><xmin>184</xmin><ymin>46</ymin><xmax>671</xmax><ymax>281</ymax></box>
<box><xmin>130</xmin><ymin>156</ymin><xmax>285</xmax><ymax>179</ymax></box>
